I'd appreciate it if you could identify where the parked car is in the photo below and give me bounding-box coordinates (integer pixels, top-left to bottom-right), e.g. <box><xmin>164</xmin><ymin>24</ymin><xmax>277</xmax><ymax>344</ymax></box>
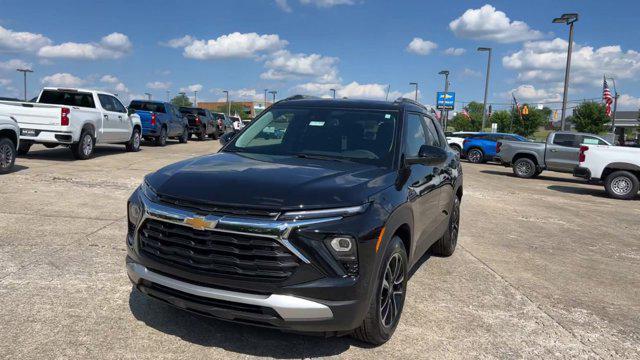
<box><xmin>0</xmin><ymin>114</ymin><xmax>19</xmax><ymax>173</ymax></box>
<box><xmin>126</xmin><ymin>97</ymin><xmax>463</xmax><ymax>345</ymax></box>
<box><xmin>213</xmin><ymin>112</ymin><xmax>234</xmax><ymax>135</ymax></box>
<box><xmin>230</xmin><ymin>115</ymin><xmax>244</xmax><ymax>131</ymax></box>
<box><xmin>446</xmin><ymin>131</ymin><xmax>478</xmax><ymax>156</ymax></box>
<box><xmin>462</xmin><ymin>132</ymin><xmax>527</xmax><ymax>164</ymax></box>
<box><xmin>179</xmin><ymin>107</ymin><xmax>217</xmax><ymax>140</ymax></box>
<box><xmin>0</xmin><ymin>88</ymin><xmax>142</xmax><ymax>159</ymax></box>
<box><xmin>497</xmin><ymin>131</ymin><xmax>611</xmax><ymax>178</ymax></box>
<box><xmin>129</xmin><ymin>100</ymin><xmax>188</xmax><ymax>146</ymax></box>
<box><xmin>574</xmin><ymin>144</ymin><xmax>640</xmax><ymax>199</ymax></box>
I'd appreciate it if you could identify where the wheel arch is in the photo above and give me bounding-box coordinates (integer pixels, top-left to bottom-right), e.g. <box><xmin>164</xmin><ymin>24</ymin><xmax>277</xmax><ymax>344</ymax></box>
<box><xmin>512</xmin><ymin>152</ymin><xmax>540</xmax><ymax>166</ymax></box>
<box><xmin>0</xmin><ymin>129</ymin><xmax>18</xmax><ymax>147</ymax></box>
<box><xmin>602</xmin><ymin>163</ymin><xmax>640</xmax><ymax>179</ymax></box>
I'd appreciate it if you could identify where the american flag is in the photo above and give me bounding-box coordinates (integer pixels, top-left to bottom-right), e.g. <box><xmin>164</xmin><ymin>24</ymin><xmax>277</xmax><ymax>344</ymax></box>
<box><xmin>512</xmin><ymin>94</ymin><xmax>522</xmax><ymax>118</ymax></box>
<box><xmin>602</xmin><ymin>76</ymin><xmax>613</xmax><ymax>117</ymax></box>
<box><xmin>461</xmin><ymin>108</ymin><xmax>471</xmax><ymax>119</ymax></box>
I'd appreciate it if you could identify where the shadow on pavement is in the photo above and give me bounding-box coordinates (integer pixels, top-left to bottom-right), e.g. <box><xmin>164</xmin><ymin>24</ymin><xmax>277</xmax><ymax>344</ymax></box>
<box><xmin>128</xmin><ymin>290</ymin><xmax>365</xmax><ymax>358</ymax></box>
<box><xmin>4</xmin><ymin>164</ymin><xmax>29</xmax><ymax>173</ymax></box>
<box><xmin>21</xmin><ymin>146</ymin><xmax>127</xmax><ymax>162</ymax></box>
<box><xmin>546</xmin><ymin>185</ymin><xmax>610</xmax><ymax>198</ymax></box>
<box><xmin>480</xmin><ymin>169</ymin><xmax>589</xmax><ymax>185</ymax></box>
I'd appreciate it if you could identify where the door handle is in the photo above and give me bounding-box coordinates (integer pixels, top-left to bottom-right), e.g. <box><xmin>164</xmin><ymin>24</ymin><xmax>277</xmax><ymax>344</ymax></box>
<box><xmin>118</xmin><ymin>115</ymin><xmax>123</xmax><ymax>121</ymax></box>
<box><xmin>550</xmin><ymin>149</ymin><xmax>558</xmax><ymax>152</ymax></box>
<box><xmin>103</xmin><ymin>114</ymin><xmax>108</xmax><ymax>119</ymax></box>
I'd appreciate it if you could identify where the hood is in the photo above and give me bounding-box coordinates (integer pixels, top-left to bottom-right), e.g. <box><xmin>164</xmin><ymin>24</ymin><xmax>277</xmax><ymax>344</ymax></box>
<box><xmin>146</xmin><ymin>152</ymin><xmax>396</xmax><ymax>210</ymax></box>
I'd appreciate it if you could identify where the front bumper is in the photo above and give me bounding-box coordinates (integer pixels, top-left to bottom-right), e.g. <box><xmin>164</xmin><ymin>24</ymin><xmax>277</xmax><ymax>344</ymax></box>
<box><xmin>573</xmin><ymin>166</ymin><xmax>591</xmax><ymax>179</ymax></box>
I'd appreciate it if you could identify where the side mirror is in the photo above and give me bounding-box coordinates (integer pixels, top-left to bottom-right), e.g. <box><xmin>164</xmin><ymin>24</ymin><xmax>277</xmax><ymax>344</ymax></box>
<box><xmin>406</xmin><ymin>145</ymin><xmax>448</xmax><ymax>165</ymax></box>
<box><xmin>127</xmin><ymin>107</ymin><xmax>136</xmax><ymax>116</ymax></box>
<box><xmin>219</xmin><ymin>131</ymin><xmax>237</xmax><ymax>146</ymax></box>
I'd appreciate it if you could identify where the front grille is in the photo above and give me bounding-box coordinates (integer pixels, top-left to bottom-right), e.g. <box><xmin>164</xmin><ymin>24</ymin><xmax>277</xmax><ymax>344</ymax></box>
<box><xmin>138</xmin><ymin>220</ymin><xmax>300</xmax><ymax>281</ymax></box>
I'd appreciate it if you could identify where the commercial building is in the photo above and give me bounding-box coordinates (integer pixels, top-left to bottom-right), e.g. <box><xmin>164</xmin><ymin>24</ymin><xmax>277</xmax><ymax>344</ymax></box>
<box><xmin>197</xmin><ymin>101</ymin><xmax>271</xmax><ymax>120</ymax></box>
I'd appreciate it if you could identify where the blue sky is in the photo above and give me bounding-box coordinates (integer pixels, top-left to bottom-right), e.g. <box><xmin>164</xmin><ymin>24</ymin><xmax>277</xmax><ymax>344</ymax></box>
<box><xmin>1</xmin><ymin>0</ymin><xmax>639</xmax><ymax>112</ymax></box>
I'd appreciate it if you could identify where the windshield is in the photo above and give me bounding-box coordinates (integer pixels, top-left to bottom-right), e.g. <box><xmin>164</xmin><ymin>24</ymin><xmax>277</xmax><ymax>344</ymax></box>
<box><xmin>129</xmin><ymin>101</ymin><xmax>166</xmax><ymax>113</ymax></box>
<box><xmin>225</xmin><ymin>107</ymin><xmax>398</xmax><ymax>167</ymax></box>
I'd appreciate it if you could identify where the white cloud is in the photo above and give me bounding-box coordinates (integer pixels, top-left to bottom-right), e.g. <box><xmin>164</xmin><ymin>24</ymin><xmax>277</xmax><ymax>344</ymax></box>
<box><xmin>503</xmin><ymin>38</ymin><xmax>640</xmax><ymax>86</ymax></box>
<box><xmin>291</xmin><ymin>82</ymin><xmax>340</xmax><ymax>96</ymax></box>
<box><xmin>41</xmin><ymin>73</ymin><xmax>85</xmax><ymax>88</ymax></box>
<box><xmin>261</xmin><ymin>50</ymin><xmax>340</xmax><ymax>83</ymax></box>
<box><xmin>180</xmin><ymin>84</ymin><xmax>203</xmax><ymax>93</ymax></box>
<box><xmin>449</xmin><ymin>5</ymin><xmax>543</xmax><ymax>43</ymax></box>
<box><xmin>146</xmin><ymin>81</ymin><xmax>171</xmax><ymax>90</ymax></box>
<box><xmin>617</xmin><ymin>94</ymin><xmax>640</xmax><ymax>110</ymax></box>
<box><xmin>299</xmin><ymin>0</ymin><xmax>357</xmax><ymax>7</ymax></box>
<box><xmin>275</xmin><ymin>0</ymin><xmax>293</xmax><ymax>12</ymax></box>
<box><xmin>162</xmin><ymin>35</ymin><xmax>195</xmax><ymax>48</ymax></box>
<box><xmin>506</xmin><ymin>84</ymin><xmax>562</xmax><ymax>104</ymax></box>
<box><xmin>212</xmin><ymin>88</ymin><xmax>267</xmax><ymax>102</ymax></box>
<box><xmin>100</xmin><ymin>74</ymin><xmax>120</xmax><ymax>84</ymax></box>
<box><xmin>462</xmin><ymin>68</ymin><xmax>482</xmax><ymax>77</ymax></box>
<box><xmin>178</xmin><ymin>32</ymin><xmax>287</xmax><ymax>59</ymax></box>
<box><xmin>38</xmin><ymin>32</ymin><xmax>132</xmax><ymax>60</ymax></box>
<box><xmin>338</xmin><ymin>81</ymin><xmax>396</xmax><ymax>100</ymax></box>
<box><xmin>0</xmin><ymin>59</ymin><xmax>32</xmax><ymax>72</ymax></box>
<box><xmin>406</xmin><ymin>38</ymin><xmax>437</xmax><ymax>55</ymax></box>
<box><xmin>0</xmin><ymin>25</ymin><xmax>51</xmax><ymax>52</ymax></box>
<box><xmin>0</xmin><ymin>78</ymin><xmax>11</xmax><ymax>86</ymax></box>
<box><xmin>444</xmin><ymin>47</ymin><xmax>466</xmax><ymax>56</ymax></box>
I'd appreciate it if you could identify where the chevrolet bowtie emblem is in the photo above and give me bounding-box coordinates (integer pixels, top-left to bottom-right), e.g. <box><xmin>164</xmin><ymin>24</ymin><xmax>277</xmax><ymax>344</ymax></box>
<box><xmin>184</xmin><ymin>217</ymin><xmax>215</xmax><ymax>231</ymax></box>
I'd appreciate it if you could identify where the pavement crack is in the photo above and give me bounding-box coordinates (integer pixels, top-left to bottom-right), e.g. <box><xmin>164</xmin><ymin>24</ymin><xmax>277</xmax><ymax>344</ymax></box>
<box><xmin>458</xmin><ymin>243</ymin><xmax>603</xmax><ymax>359</ymax></box>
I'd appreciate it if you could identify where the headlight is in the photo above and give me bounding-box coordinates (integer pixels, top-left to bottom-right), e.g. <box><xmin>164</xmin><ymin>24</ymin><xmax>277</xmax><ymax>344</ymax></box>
<box><xmin>279</xmin><ymin>204</ymin><xmax>369</xmax><ymax>221</ymax></box>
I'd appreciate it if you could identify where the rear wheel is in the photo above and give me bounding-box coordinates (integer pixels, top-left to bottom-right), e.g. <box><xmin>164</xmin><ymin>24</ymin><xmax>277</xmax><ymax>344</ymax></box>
<box><xmin>352</xmin><ymin>236</ymin><xmax>407</xmax><ymax>345</ymax></box>
<box><xmin>467</xmin><ymin>148</ymin><xmax>484</xmax><ymax>163</ymax></box>
<box><xmin>0</xmin><ymin>138</ymin><xmax>16</xmax><ymax>174</ymax></box>
<box><xmin>430</xmin><ymin>196</ymin><xmax>460</xmax><ymax>256</ymax></box>
<box><xmin>450</xmin><ymin>145</ymin><xmax>461</xmax><ymax>157</ymax></box>
<box><xmin>604</xmin><ymin>171</ymin><xmax>639</xmax><ymax>200</ymax></box>
<box><xmin>155</xmin><ymin>127</ymin><xmax>167</xmax><ymax>147</ymax></box>
<box><xmin>125</xmin><ymin>128</ymin><xmax>141</xmax><ymax>152</ymax></box>
<box><xmin>198</xmin><ymin>126</ymin><xmax>207</xmax><ymax>141</ymax></box>
<box><xmin>71</xmin><ymin>129</ymin><xmax>95</xmax><ymax>160</ymax></box>
<box><xmin>512</xmin><ymin>158</ymin><xmax>537</xmax><ymax>178</ymax></box>
<box><xmin>179</xmin><ymin>127</ymin><xmax>189</xmax><ymax>144</ymax></box>
<box><xmin>17</xmin><ymin>142</ymin><xmax>31</xmax><ymax>156</ymax></box>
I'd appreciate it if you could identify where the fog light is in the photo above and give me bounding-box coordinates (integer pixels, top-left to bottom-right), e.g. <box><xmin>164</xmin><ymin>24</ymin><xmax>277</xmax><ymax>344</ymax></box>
<box><xmin>330</xmin><ymin>237</ymin><xmax>353</xmax><ymax>252</ymax></box>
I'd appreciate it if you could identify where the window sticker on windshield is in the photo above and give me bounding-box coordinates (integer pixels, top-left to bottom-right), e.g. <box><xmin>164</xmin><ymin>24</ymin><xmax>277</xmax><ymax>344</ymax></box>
<box><xmin>309</xmin><ymin>121</ymin><xmax>325</xmax><ymax>126</ymax></box>
<box><xmin>583</xmin><ymin>138</ymin><xmax>599</xmax><ymax>145</ymax></box>
<box><xmin>385</xmin><ymin>114</ymin><xmax>391</xmax><ymax>119</ymax></box>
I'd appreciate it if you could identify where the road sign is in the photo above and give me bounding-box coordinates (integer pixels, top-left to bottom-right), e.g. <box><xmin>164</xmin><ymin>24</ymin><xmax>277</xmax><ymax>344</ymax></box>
<box><xmin>436</xmin><ymin>92</ymin><xmax>455</xmax><ymax>110</ymax></box>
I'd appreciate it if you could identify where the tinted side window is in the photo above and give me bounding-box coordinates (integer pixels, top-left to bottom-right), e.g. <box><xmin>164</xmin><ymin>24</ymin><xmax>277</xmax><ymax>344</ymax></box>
<box><xmin>422</xmin><ymin>115</ymin><xmax>441</xmax><ymax>147</ymax></box>
<box><xmin>110</xmin><ymin>96</ymin><xmax>126</xmax><ymax>113</ymax></box>
<box><xmin>404</xmin><ymin>114</ymin><xmax>427</xmax><ymax>157</ymax></box>
<box><xmin>553</xmin><ymin>134</ymin><xmax>577</xmax><ymax>147</ymax></box>
<box><xmin>98</xmin><ymin>94</ymin><xmax>115</xmax><ymax>111</ymax></box>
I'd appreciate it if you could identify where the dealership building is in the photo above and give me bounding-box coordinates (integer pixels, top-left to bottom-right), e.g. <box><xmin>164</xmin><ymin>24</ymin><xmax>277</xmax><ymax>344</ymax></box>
<box><xmin>197</xmin><ymin>101</ymin><xmax>270</xmax><ymax>120</ymax></box>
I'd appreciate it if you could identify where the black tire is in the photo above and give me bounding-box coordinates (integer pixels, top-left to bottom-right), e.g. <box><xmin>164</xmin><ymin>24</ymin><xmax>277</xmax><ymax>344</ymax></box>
<box><xmin>604</xmin><ymin>171</ymin><xmax>639</xmax><ymax>200</ymax></box>
<box><xmin>430</xmin><ymin>196</ymin><xmax>460</xmax><ymax>256</ymax></box>
<box><xmin>352</xmin><ymin>236</ymin><xmax>407</xmax><ymax>345</ymax></box>
<box><xmin>179</xmin><ymin>128</ymin><xmax>189</xmax><ymax>144</ymax></box>
<box><xmin>155</xmin><ymin>127</ymin><xmax>167</xmax><ymax>147</ymax></box>
<box><xmin>198</xmin><ymin>126</ymin><xmax>207</xmax><ymax>141</ymax></box>
<box><xmin>125</xmin><ymin>128</ymin><xmax>141</xmax><ymax>152</ymax></box>
<box><xmin>512</xmin><ymin>158</ymin><xmax>538</xmax><ymax>178</ymax></box>
<box><xmin>208</xmin><ymin>130</ymin><xmax>218</xmax><ymax>140</ymax></box>
<box><xmin>0</xmin><ymin>138</ymin><xmax>16</xmax><ymax>174</ymax></box>
<box><xmin>17</xmin><ymin>142</ymin><xmax>31</xmax><ymax>156</ymax></box>
<box><xmin>467</xmin><ymin>148</ymin><xmax>484</xmax><ymax>164</ymax></box>
<box><xmin>71</xmin><ymin>129</ymin><xmax>95</xmax><ymax>160</ymax></box>
<box><xmin>450</xmin><ymin>145</ymin><xmax>461</xmax><ymax>157</ymax></box>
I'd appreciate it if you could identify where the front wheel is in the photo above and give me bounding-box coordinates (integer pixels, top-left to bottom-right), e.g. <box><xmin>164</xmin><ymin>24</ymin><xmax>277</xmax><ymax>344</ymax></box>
<box><xmin>467</xmin><ymin>148</ymin><xmax>484</xmax><ymax>164</ymax></box>
<box><xmin>512</xmin><ymin>158</ymin><xmax>538</xmax><ymax>178</ymax></box>
<box><xmin>0</xmin><ymin>138</ymin><xmax>16</xmax><ymax>174</ymax></box>
<box><xmin>198</xmin><ymin>126</ymin><xmax>207</xmax><ymax>141</ymax></box>
<box><xmin>17</xmin><ymin>142</ymin><xmax>31</xmax><ymax>156</ymax></box>
<box><xmin>125</xmin><ymin>128</ymin><xmax>141</xmax><ymax>152</ymax></box>
<box><xmin>450</xmin><ymin>145</ymin><xmax>461</xmax><ymax>157</ymax></box>
<box><xmin>604</xmin><ymin>171</ymin><xmax>639</xmax><ymax>200</ymax></box>
<box><xmin>352</xmin><ymin>236</ymin><xmax>407</xmax><ymax>345</ymax></box>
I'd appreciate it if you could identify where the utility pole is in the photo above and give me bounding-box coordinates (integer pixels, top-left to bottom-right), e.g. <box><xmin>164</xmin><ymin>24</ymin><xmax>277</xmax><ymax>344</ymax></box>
<box><xmin>269</xmin><ymin>90</ymin><xmax>277</xmax><ymax>103</ymax></box>
<box><xmin>409</xmin><ymin>82</ymin><xmax>418</xmax><ymax>101</ymax></box>
<box><xmin>166</xmin><ymin>90</ymin><xmax>170</xmax><ymax>102</ymax></box>
<box><xmin>553</xmin><ymin>13</ymin><xmax>579</xmax><ymax>131</ymax></box>
<box><xmin>16</xmin><ymin>68</ymin><xmax>33</xmax><ymax>101</ymax></box>
<box><xmin>330</xmin><ymin>88</ymin><xmax>336</xmax><ymax>99</ymax></box>
<box><xmin>144</xmin><ymin>92</ymin><xmax>152</xmax><ymax>100</ymax></box>
<box><xmin>193</xmin><ymin>90</ymin><xmax>198</xmax><ymax>107</ymax></box>
<box><xmin>478</xmin><ymin>47</ymin><xmax>492</xmax><ymax>130</ymax></box>
<box><xmin>438</xmin><ymin>70</ymin><xmax>450</xmax><ymax>128</ymax></box>
<box><xmin>222</xmin><ymin>90</ymin><xmax>230</xmax><ymax>116</ymax></box>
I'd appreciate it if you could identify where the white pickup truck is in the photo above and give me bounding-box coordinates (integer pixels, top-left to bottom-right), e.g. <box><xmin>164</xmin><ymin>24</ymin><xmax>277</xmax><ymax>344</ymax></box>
<box><xmin>0</xmin><ymin>88</ymin><xmax>142</xmax><ymax>159</ymax></box>
<box><xmin>574</xmin><ymin>145</ymin><xmax>640</xmax><ymax>200</ymax></box>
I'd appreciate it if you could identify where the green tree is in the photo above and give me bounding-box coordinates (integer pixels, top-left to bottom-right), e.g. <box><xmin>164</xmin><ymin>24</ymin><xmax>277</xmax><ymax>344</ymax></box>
<box><xmin>449</xmin><ymin>101</ymin><xmax>484</xmax><ymax>131</ymax></box>
<box><xmin>507</xmin><ymin>104</ymin><xmax>546</xmax><ymax>137</ymax></box>
<box><xmin>490</xmin><ymin>110</ymin><xmax>511</xmax><ymax>132</ymax></box>
<box><xmin>170</xmin><ymin>94</ymin><xmax>192</xmax><ymax>107</ymax></box>
<box><xmin>572</xmin><ymin>101</ymin><xmax>610</xmax><ymax>134</ymax></box>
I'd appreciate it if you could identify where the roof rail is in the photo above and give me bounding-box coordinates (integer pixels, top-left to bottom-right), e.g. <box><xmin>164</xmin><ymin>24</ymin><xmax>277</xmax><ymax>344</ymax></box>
<box><xmin>271</xmin><ymin>94</ymin><xmax>322</xmax><ymax>106</ymax></box>
<box><xmin>393</xmin><ymin>97</ymin><xmax>429</xmax><ymax>111</ymax></box>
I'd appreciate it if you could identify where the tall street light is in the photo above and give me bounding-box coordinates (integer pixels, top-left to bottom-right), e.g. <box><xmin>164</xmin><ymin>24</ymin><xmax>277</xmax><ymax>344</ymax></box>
<box><xmin>144</xmin><ymin>92</ymin><xmax>152</xmax><ymax>100</ymax></box>
<box><xmin>409</xmin><ymin>82</ymin><xmax>418</xmax><ymax>101</ymax></box>
<box><xmin>553</xmin><ymin>13</ymin><xmax>578</xmax><ymax>131</ymax></box>
<box><xmin>269</xmin><ymin>90</ymin><xmax>277</xmax><ymax>103</ymax></box>
<box><xmin>16</xmin><ymin>68</ymin><xmax>33</xmax><ymax>101</ymax></box>
<box><xmin>438</xmin><ymin>70</ymin><xmax>450</xmax><ymax>128</ymax></box>
<box><xmin>166</xmin><ymin>90</ymin><xmax>170</xmax><ymax>102</ymax></box>
<box><xmin>330</xmin><ymin>88</ymin><xmax>336</xmax><ymax>99</ymax></box>
<box><xmin>477</xmin><ymin>47</ymin><xmax>492</xmax><ymax>130</ymax></box>
<box><xmin>193</xmin><ymin>90</ymin><xmax>198</xmax><ymax>106</ymax></box>
<box><xmin>222</xmin><ymin>90</ymin><xmax>230</xmax><ymax>116</ymax></box>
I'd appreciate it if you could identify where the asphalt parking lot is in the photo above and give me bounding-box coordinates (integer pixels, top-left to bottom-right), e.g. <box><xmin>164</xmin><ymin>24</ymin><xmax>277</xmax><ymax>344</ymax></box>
<box><xmin>1</xmin><ymin>140</ymin><xmax>638</xmax><ymax>359</ymax></box>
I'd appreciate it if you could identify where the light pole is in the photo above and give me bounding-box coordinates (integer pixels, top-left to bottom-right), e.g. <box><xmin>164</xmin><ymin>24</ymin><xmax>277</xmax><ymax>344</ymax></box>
<box><xmin>409</xmin><ymin>82</ymin><xmax>418</xmax><ymax>101</ymax></box>
<box><xmin>264</xmin><ymin>89</ymin><xmax>268</xmax><ymax>107</ymax></box>
<box><xmin>330</xmin><ymin>88</ymin><xmax>336</xmax><ymax>99</ymax></box>
<box><xmin>16</xmin><ymin>68</ymin><xmax>33</xmax><ymax>101</ymax></box>
<box><xmin>144</xmin><ymin>92</ymin><xmax>152</xmax><ymax>100</ymax></box>
<box><xmin>269</xmin><ymin>90</ymin><xmax>277</xmax><ymax>103</ymax></box>
<box><xmin>553</xmin><ymin>13</ymin><xmax>578</xmax><ymax>131</ymax></box>
<box><xmin>222</xmin><ymin>90</ymin><xmax>230</xmax><ymax>116</ymax></box>
<box><xmin>438</xmin><ymin>70</ymin><xmax>450</xmax><ymax>128</ymax></box>
<box><xmin>477</xmin><ymin>47</ymin><xmax>492</xmax><ymax>130</ymax></box>
<box><xmin>166</xmin><ymin>90</ymin><xmax>170</xmax><ymax>102</ymax></box>
<box><xmin>193</xmin><ymin>90</ymin><xmax>198</xmax><ymax>106</ymax></box>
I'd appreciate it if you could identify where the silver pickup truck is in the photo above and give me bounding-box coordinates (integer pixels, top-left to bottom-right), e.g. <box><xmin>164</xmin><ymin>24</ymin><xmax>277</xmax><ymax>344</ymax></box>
<box><xmin>496</xmin><ymin>131</ymin><xmax>611</xmax><ymax>178</ymax></box>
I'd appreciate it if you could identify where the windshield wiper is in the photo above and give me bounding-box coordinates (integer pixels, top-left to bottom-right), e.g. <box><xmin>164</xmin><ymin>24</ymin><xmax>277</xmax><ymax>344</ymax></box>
<box><xmin>294</xmin><ymin>153</ymin><xmax>353</xmax><ymax>163</ymax></box>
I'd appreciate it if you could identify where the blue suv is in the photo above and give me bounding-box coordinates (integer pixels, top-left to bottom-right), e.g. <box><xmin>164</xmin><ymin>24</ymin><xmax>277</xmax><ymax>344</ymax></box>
<box><xmin>463</xmin><ymin>132</ymin><xmax>527</xmax><ymax>163</ymax></box>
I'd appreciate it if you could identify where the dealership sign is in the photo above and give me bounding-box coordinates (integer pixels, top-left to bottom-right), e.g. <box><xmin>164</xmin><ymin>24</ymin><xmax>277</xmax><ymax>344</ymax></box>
<box><xmin>436</xmin><ymin>92</ymin><xmax>455</xmax><ymax>110</ymax></box>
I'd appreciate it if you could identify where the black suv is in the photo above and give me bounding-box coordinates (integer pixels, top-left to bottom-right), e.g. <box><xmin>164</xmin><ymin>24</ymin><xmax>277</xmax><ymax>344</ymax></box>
<box><xmin>126</xmin><ymin>97</ymin><xmax>463</xmax><ymax>345</ymax></box>
<box><xmin>179</xmin><ymin>107</ymin><xmax>218</xmax><ymax>140</ymax></box>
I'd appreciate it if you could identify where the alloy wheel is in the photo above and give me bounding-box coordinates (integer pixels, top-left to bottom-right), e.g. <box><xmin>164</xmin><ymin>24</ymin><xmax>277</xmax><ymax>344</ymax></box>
<box><xmin>468</xmin><ymin>150</ymin><xmax>482</xmax><ymax>163</ymax></box>
<box><xmin>82</xmin><ymin>134</ymin><xmax>93</xmax><ymax>156</ymax></box>
<box><xmin>134</xmin><ymin>132</ymin><xmax>141</xmax><ymax>150</ymax></box>
<box><xmin>516</xmin><ymin>161</ymin><xmax>533</xmax><ymax>177</ymax></box>
<box><xmin>0</xmin><ymin>143</ymin><xmax>13</xmax><ymax>169</ymax></box>
<box><xmin>611</xmin><ymin>176</ymin><xmax>632</xmax><ymax>196</ymax></box>
<box><xmin>379</xmin><ymin>253</ymin><xmax>405</xmax><ymax>328</ymax></box>
<box><xmin>450</xmin><ymin>197</ymin><xmax>460</xmax><ymax>247</ymax></box>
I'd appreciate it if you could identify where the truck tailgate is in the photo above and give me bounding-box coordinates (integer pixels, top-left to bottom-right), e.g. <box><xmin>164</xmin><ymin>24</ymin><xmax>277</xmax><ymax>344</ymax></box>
<box><xmin>134</xmin><ymin>110</ymin><xmax>157</xmax><ymax>131</ymax></box>
<box><xmin>0</xmin><ymin>101</ymin><xmax>62</xmax><ymax>126</ymax></box>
